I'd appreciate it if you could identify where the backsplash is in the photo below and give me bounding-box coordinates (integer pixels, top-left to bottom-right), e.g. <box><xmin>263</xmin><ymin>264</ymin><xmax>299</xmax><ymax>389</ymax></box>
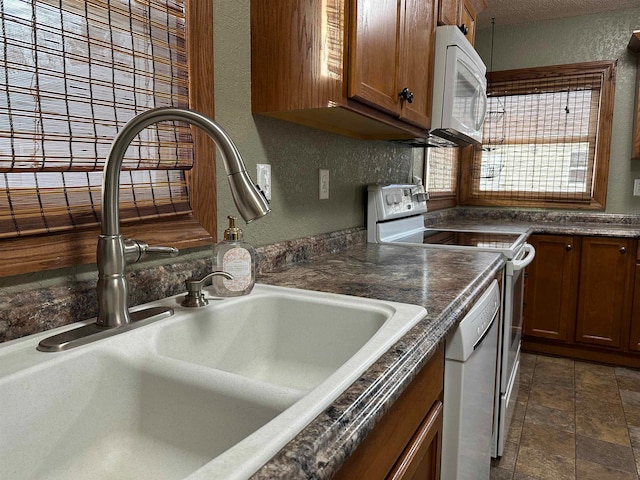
<box><xmin>0</xmin><ymin>227</ymin><xmax>366</xmax><ymax>343</ymax></box>
<box><xmin>3</xmin><ymin>206</ymin><xmax>639</xmax><ymax>344</ymax></box>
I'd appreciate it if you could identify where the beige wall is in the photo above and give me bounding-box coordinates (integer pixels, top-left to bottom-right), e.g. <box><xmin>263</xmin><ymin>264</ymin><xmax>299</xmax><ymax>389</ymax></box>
<box><xmin>474</xmin><ymin>7</ymin><xmax>640</xmax><ymax>213</ymax></box>
<box><xmin>212</xmin><ymin>0</ymin><xmax>414</xmax><ymax>247</ymax></box>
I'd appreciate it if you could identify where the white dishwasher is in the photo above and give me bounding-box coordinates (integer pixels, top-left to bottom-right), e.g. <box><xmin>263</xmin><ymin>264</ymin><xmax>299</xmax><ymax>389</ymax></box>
<box><xmin>442</xmin><ymin>279</ymin><xmax>500</xmax><ymax>480</ymax></box>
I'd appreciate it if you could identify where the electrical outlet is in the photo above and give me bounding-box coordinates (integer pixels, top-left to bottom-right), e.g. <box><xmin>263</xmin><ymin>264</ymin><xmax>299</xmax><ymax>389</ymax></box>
<box><xmin>319</xmin><ymin>169</ymin><xmax>329</xmax><ymax>200</ymax></box>
<box><xmin>635</xmin><ymin>179</ymin><xmax>640</xmax><ymax>197</ymax></box>
<box><xmin>256</xmin><ymin>164</ymin><xmax>271</xmax><ymax>200</ymax></box>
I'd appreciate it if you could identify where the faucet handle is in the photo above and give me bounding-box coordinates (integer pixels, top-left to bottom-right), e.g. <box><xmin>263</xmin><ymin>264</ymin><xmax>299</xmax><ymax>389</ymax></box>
<box><xmin>123</xmin><ymin>239</ymin><xmax>179</xmax><ymax>264</ymax></box>
<box><xmin>145</xmin><ymin>245</ymin><xmax>179</xmax><ymax>256</ymax></box>
<box><xmin>181</xmin><ymin>271</ymin><xmax>233</xmax><ymax>308</ymax></box>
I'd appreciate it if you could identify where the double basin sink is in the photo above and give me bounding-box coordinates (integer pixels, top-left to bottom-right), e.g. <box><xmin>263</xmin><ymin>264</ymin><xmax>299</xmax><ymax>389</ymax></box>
<box><xmin>0</xmin><ymin>284</ymin><xmax>426</xmax><ymax>479</ymax></box>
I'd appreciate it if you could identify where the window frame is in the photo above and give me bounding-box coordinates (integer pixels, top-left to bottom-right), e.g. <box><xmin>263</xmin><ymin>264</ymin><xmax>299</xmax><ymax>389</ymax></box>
<box><xmin>1</xmin><ymin>0</ymin><xmax>215</xmax><ymax>277</ymax></box>
<box><xmin>459</xmin><ymin>61</ymin><xmax>616</xmax><ymax>210</ymax></box>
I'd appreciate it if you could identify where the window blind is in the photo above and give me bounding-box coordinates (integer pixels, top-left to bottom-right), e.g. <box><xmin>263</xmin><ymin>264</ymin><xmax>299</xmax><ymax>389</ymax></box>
<box><xmin>426</xmin><ymin>147</ymin><xmax>459</xmax><ymax>195</ymax></box>
<box><xmin>462</xmin><ymin>61</ymin><xmax>616</xmax><ymax>208</ymax></box>
<box><xmin>0</xmin><ymin>0</ymin><xmax>192</xmax><ymax>238</ymax></box>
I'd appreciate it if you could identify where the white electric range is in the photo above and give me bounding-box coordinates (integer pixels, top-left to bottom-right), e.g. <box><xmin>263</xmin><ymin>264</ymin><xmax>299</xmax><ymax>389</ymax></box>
<box><xmin>366</xmin><ymin>183</ymin><xmax>536</xmax><ymax>459</ymax></box>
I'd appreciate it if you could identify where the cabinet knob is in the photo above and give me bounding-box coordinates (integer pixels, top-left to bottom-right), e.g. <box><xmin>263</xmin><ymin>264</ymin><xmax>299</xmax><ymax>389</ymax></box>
<box><xmin>565</xmin><ymin>244</ymin><xmax>572</xmax><ymax>252</ymax></box>
<box><xmin>399</xmin><ymin>87</ymin><xmax>414</xmax><ymax>104</ymax></box>
<box><xmin>620</xmin><ymin>246</ymin><xmax>627</xmax><ymax>254</ymax></box>
<box><xmin>458</xmin><ymin>24</ymin><xmax>469</xmax><ymax>36</ymax></box>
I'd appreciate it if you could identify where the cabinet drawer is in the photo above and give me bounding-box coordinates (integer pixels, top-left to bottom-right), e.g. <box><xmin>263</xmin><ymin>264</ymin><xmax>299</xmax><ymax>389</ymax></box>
<box><xmin>334</xmin><ymin>345</ymin><xmax>444</xmax><ymax>480</ymax></box>
<box><xmin>387</xmin><ymin>401</ymin><xmax>443</xmax><ymax>480</ymax></box>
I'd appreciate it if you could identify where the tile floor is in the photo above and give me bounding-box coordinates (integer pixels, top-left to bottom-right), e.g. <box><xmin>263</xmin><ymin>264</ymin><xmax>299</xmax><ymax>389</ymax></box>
<box><xmin>490</xmin><ymin>353</ymin><xmax>640</xmax><ymax>480</ymax></box>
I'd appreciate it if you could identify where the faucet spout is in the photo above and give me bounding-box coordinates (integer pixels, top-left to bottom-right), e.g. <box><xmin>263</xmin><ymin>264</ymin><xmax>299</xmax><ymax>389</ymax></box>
<box><xmin>101</xmin><ymin>107</ymin><xmax>270</xmax><ymax>235</ymax></box>
<box><xmin>38</xmin><ymin>107</ymin><xmax>269</xmax><ymax>351</ymax></box>
<box><xmin>97</xmin><ymin>107</ymin><xmax>270</xmax><ymax>328</ymax></box>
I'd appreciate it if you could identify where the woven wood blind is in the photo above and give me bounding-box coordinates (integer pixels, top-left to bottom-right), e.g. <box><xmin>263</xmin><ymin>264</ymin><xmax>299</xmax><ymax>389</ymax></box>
<box><xmin>467</xmin><ymin>63</ymin><xmax>613</xmax><ymax>205</ymax></box>
<box><xmin>0</xmin><ymin>0</ymin><xmax>192</xmax><ymax>238</ymax></box>
<box><xmin>426</xmin><ymin>147</ymin><xmax>459</xmax><ymax>195</ymax></box>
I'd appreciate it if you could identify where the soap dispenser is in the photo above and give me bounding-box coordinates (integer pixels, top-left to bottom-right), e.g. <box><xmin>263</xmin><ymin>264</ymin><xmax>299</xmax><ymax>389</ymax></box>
<box><xmin>212</xmin><ymin>215</ymin><xmax>256</xmax><ymax>297</ymax></box>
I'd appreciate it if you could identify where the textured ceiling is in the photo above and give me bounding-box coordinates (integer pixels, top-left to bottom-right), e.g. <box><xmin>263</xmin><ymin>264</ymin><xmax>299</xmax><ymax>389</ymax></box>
<box><xmin>477</xmin><ymin>0</ymin><xmax>640</xmax><ymax>29</ymax></box>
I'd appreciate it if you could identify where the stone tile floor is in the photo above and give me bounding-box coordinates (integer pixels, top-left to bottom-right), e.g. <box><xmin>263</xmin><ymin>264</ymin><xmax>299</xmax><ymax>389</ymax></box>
<box><xmin>490</xmin><ymin>353</ymin><xmax>640</xmax><ymax>480</ymax></box>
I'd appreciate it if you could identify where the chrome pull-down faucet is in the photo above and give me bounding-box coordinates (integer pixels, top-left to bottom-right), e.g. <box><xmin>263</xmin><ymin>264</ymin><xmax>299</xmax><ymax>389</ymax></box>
<box><xmin>38</xmin><ymin>107</ymin><xmax>270</xmax><ymax>352</ymax></box>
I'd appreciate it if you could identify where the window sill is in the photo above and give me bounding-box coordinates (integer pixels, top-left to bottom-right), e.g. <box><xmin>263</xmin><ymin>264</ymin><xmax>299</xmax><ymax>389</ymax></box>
<box><xmin>0</xmin><ymin>215</ymin><xmax>213</xmax><ymax>277</ymax></box>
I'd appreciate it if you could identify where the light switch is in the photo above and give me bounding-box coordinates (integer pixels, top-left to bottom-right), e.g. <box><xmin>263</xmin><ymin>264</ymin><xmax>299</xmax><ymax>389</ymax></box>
<box><xmin>256</xmin><ymin>164</ymin><xmax>271</xmax><ymax>200</ymax></box>
<box><xmin>319</xmin><ymin>169</ymin><xmax>329</xmax><ymax>200</ymax></box>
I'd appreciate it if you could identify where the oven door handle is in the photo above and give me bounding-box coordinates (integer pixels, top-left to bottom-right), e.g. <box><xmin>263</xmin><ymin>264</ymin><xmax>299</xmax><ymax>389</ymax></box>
<box><xmin>510</xmin><ymin>243</ymin><xmax>536</xmax><ymax>272</ymax></box>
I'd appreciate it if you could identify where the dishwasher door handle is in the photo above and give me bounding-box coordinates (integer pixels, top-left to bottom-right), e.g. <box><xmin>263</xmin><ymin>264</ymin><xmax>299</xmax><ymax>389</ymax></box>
<box><xmin>473</xmin><ymin>313</ymin><xmax>498</xmax><ymax>351</ymax></box>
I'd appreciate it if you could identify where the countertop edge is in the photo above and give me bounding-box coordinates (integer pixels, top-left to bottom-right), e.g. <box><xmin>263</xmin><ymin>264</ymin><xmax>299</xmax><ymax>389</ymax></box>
<box><xmin>251</xmin><ymin>254</ymin><xmax>506</xmax><ymax>479</ymax></box>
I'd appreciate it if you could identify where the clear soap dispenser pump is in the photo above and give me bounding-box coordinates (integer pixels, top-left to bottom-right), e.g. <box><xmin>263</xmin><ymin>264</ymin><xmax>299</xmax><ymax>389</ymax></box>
<box><xmin>213</xmin><ymin>215</ymin><xmax>256</xmax><ymax>297</ymax></box>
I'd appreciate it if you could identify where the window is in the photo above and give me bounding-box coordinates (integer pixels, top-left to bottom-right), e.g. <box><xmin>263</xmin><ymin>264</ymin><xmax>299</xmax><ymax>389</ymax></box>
<box><xmin>425</xmin><ymin>146</ymin><xmax>459</xmax><ymax>210</ymax></box>
<box><xmin>459</xmin><ymin>61</ymin><xmax>616</xmax><ymax>209</ymax></box>
<box><xmin>0</xmin><ymin>0</ymin><xmax>215</xmax><ymax>276</ymax></box>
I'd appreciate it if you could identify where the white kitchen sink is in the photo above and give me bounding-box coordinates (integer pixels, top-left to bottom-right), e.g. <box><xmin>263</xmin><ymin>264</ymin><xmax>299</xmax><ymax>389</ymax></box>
<box><xmin>155</xmin><ymin>291</ymin><xmax>391</xmax><ymax>390</ymax></box>
<box><xmin>0</xmin><ymin>284</ymin><xmax>426</xmax><ymax>480</ymax></box>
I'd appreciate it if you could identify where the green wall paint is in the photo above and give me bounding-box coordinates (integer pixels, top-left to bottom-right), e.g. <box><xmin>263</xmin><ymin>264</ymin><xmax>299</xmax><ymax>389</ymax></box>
<box><xmin>475</xmin><ymin>7</ymin><xmax>640</xmax><ymax>213</ymax></box>
<box><xmin>212</xmin><ymin>0</ymin><xmax>414</xmax><ymax>247</ymax></box>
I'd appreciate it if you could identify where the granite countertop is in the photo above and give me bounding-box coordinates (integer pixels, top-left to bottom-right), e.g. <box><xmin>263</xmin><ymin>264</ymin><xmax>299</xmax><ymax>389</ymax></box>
<box><xmin>429</xmin><ymin>210</ymin><xmax>640</xmax><ymax>239</ymax></box>
<box><xmin>251</xmin><ymin>242</ymin><xmax>505</xmax><ymax>479</ymax></box>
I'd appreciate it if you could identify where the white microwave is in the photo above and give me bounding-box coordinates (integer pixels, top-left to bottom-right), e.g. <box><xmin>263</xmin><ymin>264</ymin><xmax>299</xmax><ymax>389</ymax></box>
<box><xmin>430</xmin><ymin>25</ymin><xmax>487</xmax><ymax>146</ymax></box>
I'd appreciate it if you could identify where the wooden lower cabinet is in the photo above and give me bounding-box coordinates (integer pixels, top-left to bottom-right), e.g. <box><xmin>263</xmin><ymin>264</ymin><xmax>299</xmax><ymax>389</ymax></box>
<box><xmin>334</xmin><ymin>345</ymin><xmax>444</xmax><ymax>480</ymax></box>
<box><xmin>575</xmin><ymin>236</ymin><xmax>635</xmax><ymax>348</ymax></box>
<box><xmin>387</xmin><ymin>402</ymin><xmax>442</xmax><ymax>480</ymax></box>
<box><xmin>524</xmin><ymin>235</ymin><xmax>579</xmax><ymax>342</ymax></box>
<box><xmin>629</xmin><ymin>247</ymin><xmax>640</xmax><ymax>351</ymax></box>
<box><xmin>523</xmin><ymin>234</ymin><xmax>639</xmax><ymax>366</ymax></box>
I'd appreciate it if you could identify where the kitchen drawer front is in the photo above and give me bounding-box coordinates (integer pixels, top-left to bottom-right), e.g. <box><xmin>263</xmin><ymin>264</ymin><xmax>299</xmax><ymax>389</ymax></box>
<box><xmin>334</xmin><ymin>345</ymin><xmax>444</xmax><ymax>480</ymax></box>
<box><xmin>386</xmin><ymin>400</ymin><xmax>443</xmax><ymax>480</ymax></box>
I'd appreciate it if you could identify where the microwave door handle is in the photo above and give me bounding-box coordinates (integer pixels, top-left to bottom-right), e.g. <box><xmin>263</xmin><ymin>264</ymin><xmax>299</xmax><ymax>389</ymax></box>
<box><xmin>471</xmin><ymin>87</ymin><xmax>487</xmax><ymax>131</ymax></box>
<box><xmin>477</xmin><ymin>87</ymin><xmax>487</xmax><ymax>127</ymax></box>
<box><xmin>458</xmin><ymin>55</ymin><xmax>488</xmax><ymax>128</ymax></box>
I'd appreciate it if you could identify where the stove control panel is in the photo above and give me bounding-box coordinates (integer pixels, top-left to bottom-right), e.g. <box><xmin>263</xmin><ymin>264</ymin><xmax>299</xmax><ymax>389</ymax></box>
<box><xmin>367</xmin><ymin>183</ymin><xmax>428</xmax><ymax>223</ymax></box>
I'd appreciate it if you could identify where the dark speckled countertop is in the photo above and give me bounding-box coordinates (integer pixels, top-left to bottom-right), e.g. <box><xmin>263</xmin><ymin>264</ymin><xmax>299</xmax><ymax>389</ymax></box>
<box><xmin>430</xmin><ymin>219</ymin><xmax>640</xmax><ymax>238</ymax></box>
<box><xmin>250</xmin><ymin>242</ymin><xmax>504</xmax><ymax>479</ymax></box>
<box><xmin>428</xmin><ymin>208</ymin><xmax>640</xmax><ymax>238</ymax></box>
<box><xmin>248</xmin><ymin>210</ymin><xmax>640</xmax><ymax>478</ymax></box>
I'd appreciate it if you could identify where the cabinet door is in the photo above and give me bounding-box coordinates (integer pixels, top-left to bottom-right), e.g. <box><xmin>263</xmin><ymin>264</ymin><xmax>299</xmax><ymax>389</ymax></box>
<box><xmin>349</xmin><ymin>0</ymin><xmax>402</xmax><ymax>116</ymax></box>
<box><xmin>387</xmin><ymin>401</ymin><xmax>442</xmax><ymax>480</ymax></box>
<box><xmin>397</xmin><ymin>0</ymin><xmax>435</xmax><ymax>128</ymax></box>
<box><xmin>629</xmin><ymin>260</ymin><xmax>640</xmax><ymax>351</ymax></box>
<box><xmin>524</xmin><ymin>235</ymin><xmax>579</xmax><ymax>342</ymax></box>
<box><xmin>575</xmin><ymin>237</ymin><xmax>635</xmax><ymax>348</ymax></box>
<box><xmin>459</xmin><ymin>0</ymin><xmax>476</xmax><ymax>45</ymax></box>
<box><xmin>437</xmin><ymin>0</ymin><xmax>460</xmax><ymax>25</ymax></box>
<box><xmin>333</xmin><ymin>346</ymin><xmax>444</xmax><ymax>479</ymax></box>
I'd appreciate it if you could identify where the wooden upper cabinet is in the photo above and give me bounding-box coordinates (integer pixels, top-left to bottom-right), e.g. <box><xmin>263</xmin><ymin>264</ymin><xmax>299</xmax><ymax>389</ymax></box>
<box><xmin>348</xmin><ymin>0</ymin><xmax>436</xmax><ymax>129</ymax></box>
<box><xmin>627</xmin><ymin>31</ymin><xmax>640</xmax><ymax>160</ymax></box>
<box><xmin>459</xmin><ymin>0</ymin><xmax>476</xmax><ymax>45</ymax></box>
<box><xmin>437</xmin><ymin>0</ymin><xmax>485</xmax><ymax>45</ymax></box>
<box><xmin>250</xmin><ymin>0</ymin><xmax>434</xmax><ymax>140</ymax></box>
<box><xmin>524</xmin><ymin>235</ymin><xmax>580</xmax><ymax>343</ymax></box>
<box><xmin>575</xmin><ymin>237</ymin><xmax>636</xmax><ymax>349</ymax></box>
<box><xmin>398</xmin><ymin>0</ymin><xmax>436</xmax><ymax>127</ymax></box>
<box><xmin>348</xmin><ymin>0</ymin><xmax>403</xmax><ymax>116</ymax></box>
<box><xmin>438</xmin><ymin>0</ymin><xmax>460</xmax><ymax>26</ymax></box>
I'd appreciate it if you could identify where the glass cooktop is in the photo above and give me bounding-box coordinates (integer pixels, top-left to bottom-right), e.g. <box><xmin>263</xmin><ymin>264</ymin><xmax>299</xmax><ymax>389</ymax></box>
<box><xmin>419</xmin><ymin>229</ymin><xmax>523</xmax><ymax>249</ymax></box>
